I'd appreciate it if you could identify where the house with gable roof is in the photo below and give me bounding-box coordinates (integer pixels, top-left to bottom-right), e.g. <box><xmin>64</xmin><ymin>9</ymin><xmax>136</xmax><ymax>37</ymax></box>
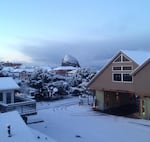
<box><xmin>12</xmin><ymin>68</ymin><xmax>35</xmax><ymax>80</ymax></box>
<box><xmin>131</xmin><ymin>58</ymin><xmax>150</xmax><ymax>119</ymax></box>
<box><xmin>0</xmin><ymin>77</ymin><xmax>20</xmax><ymax>104</ymax></box>
<box><xmin>87</xmin><ymin>50</ymin><xmax>150</xmax><ymax>118</ymax></box>
<box><xmin>0</xmin><ymin>77</ymin><xmax>36</xmax><ymax>118</ymax></box>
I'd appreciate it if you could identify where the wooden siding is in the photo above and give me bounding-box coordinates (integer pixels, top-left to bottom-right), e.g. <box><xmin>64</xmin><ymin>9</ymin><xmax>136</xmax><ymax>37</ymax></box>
<box><xmin>88</xmin><ymin>54</ymin><xmax>138</xmax><ymax>92</ymax></box>
<box><xmin>133</xmin><ymin>61</ymin><xmax>150</xmax><ymax>96</ymax></box>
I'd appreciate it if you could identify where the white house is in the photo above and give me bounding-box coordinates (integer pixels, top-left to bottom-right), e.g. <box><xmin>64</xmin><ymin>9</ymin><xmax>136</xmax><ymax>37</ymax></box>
<box><xmin>0</xmin><ymin>77</ymin><xmax>20</xmax><ymax>104</ymax></box>
<box><xmin>0</xmin><ymin>77</ymin><xmax>36</xmax><ymax>116</ymax></box>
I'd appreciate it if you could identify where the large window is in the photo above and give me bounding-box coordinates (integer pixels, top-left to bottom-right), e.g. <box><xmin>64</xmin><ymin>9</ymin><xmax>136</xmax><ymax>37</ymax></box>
<box><xmin>123</xmin><ymin>74</ymin><xmax>132</xmax><ymax>82</ymax></box>
<box><xmin>113</xmin><ymin>73</ymin><xmax>132</xmax><ymax>82</ymax></box>
<box><xmin>113</xmin><ymin>74</ymin><xmax>122</xmax><ymax>81</ymax></box>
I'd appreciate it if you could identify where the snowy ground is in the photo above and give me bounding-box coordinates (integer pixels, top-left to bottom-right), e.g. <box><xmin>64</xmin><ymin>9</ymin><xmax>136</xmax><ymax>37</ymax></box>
<box><xmin>0</xmin><ymin>111</ymin><xmax>56</xmax><ymax>142</ymax></box>
<box><xmin>28</xmin><ymin>97</ymin><xmax>150</xmax><ymax>142</ymax></box>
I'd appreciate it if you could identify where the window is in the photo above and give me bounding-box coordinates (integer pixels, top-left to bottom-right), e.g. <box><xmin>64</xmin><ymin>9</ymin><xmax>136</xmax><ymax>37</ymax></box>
<box><xmin>113</xmin><ymin>66</ymin><xmax>132</xmax><ymax>71</ymax></box>
<box><xmin>113</xmin><ymin>73</ymin><xmax>133</xmax><ymax>82</ymax></box>
<box><xmin>114</xmin><ymin>56</ymin><xmax>121</xmax><ymax>62</ymax></box>
<box><xmin>123</xmin><ymin>66</ymin><xmax>132</xmax><ymax>70</ymax></box>
<box><xmin>123</xmin><ymin>56</ymin><xmax>130</xmax><ymax>62</ymax></box>
<box><xmin>123</xmin><ymin>74</ymin><xmax>132</xmax><ymax>82</ymax></box>
<box><xmin>114</xmin><ymin>54</ymin><xmax>131</xmax><ymax>63</ymax></box>
<box><xmin>113</xmin><ymin>74</ymin><xmax>121</xmax><ymax>81</ymax></box>
<box><xmin>112</xmin><ymin>66</ymin><xmax>121</xmax><ymax>70</ymax></box>
<box><xmin>0</xmin><ymin>93</ymin><xmax>2</xmax><ymax>101</ymax></box>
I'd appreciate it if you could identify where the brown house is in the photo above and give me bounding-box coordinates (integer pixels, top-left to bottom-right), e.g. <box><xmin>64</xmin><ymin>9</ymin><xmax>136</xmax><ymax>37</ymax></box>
<box><xmin>87</xmin><ymin>50</ymin><xmax>150</xmax><ymax>118</ymax></box>
<box><xmin>132</xmin><ymin>58</ymin><xmax>150</xmax><ymax>119</ymax></box>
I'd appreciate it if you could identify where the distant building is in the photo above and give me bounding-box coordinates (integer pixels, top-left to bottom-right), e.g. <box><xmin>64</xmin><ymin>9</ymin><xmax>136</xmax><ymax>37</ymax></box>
<box><xmin>12</xmin><ymin>68</ymin><xmax>35</xmax><ymax>80</ymax></box>
<box><xmin>1</xmin><ymin>65</ymin><xmax>35</xmax><ymax>80</ymax></box>
<box><xmin>53</xmin><ymin>66</ymin><xmax>78</xmax><ymax>75</ymax></box>
<box><xmin>2</xmin><ymin>62</ymin><xmax>22</xmax><ymax>67</ymax></box>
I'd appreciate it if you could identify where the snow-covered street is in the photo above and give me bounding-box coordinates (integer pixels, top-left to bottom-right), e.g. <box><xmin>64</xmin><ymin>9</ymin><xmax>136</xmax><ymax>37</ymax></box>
<box><xmin>28</xmin><ymin>97</ymin><xmax>150</xmax><ymax>142</ymax></box>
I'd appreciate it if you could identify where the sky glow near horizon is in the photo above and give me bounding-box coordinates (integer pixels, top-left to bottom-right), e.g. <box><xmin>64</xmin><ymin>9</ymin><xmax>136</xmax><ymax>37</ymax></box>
<box><xmin>0</xmin><ymin>47</ymin><xmax>32</xmax><ymax>63</ymax></box>
<box><xmin>0</xmin><ymin>0</ymin><xmax>150</xmax><ymax>68</ymax></box>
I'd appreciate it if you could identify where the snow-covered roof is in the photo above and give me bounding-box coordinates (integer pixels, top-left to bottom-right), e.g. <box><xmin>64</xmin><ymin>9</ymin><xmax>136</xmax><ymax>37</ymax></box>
<box><xmin>121</xmin><ymin>50</ymin><xmax>150</xmax><ymax>65</ymax></box>
<box><xmin>68</xmin><ymin>69</ymin><xmax>78</xmax><ymax>74</ymax></box>
<box><xmin>13</xmin><ymin>68</ymin><xmax>35</xmax><ymax>73</ymax></box>
<box><xmin>40</xmin><ymin>66</ymin><xmax>52</xmax><ymax>71</ymax></box>
<box><xmin>0</xmin><ymin>111</ymin><xmax>37</xmax><ymax>142</ymax></box>
<box><xmin>1</xmin><ymin>67</ymin><xmax>14</xmax><ymax>72</ymax></box>
<box><xmin>53</xmin><ymin>66</ymin><xmax>78</xmax><ymax>71</ymax></box>
<box><xmin>0</xmin><ymin>77</ymin><xmax>20</xmax><ymax>91</ymax></box>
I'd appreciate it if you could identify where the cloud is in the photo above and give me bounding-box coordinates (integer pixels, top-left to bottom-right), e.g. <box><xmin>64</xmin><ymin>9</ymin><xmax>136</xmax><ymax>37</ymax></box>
<box><xmin>18</xmin><ymin>35</ymin><xmax>150</xmax><ymax>69</ymax></box>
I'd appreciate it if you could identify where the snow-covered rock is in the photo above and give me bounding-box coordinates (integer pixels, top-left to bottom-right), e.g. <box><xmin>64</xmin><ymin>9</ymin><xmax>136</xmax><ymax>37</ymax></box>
<box><xmin>61</xmin><ymin>54</ymin><xmax>80</xmax><ymax>67</ymax></box>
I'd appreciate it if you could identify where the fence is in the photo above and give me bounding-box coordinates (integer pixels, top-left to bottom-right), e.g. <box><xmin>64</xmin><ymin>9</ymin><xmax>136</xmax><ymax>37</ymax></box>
<box><xmin>0</xmin><ymin>99</ymin><xmax>36</xmax><ymax>116</ymax></box>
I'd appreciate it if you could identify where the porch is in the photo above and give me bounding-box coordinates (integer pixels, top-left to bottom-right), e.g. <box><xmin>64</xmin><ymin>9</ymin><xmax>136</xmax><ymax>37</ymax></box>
<box><xmin>139</xmin><ymin>96</ymin><xmax>150</xmax><ymax>120</ymax></box>
<box><xmin>0</xmin><ymin>96</ymin><xmax>36</xmax><ymax>116</ymax></box>
<box><xmin>94</xmin><ymin>90</ymin><xmax>138</xmax><ymax>116</ymax></box>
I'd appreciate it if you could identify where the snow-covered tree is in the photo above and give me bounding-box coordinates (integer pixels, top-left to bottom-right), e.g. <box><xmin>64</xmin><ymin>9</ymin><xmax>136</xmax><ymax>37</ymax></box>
<box><xmin>27</xmin><ymin>67</ymin><xmax>96</xmax><ymax>101</ymax></box>
<box><xmin>69</xmin><ymin>68</ymin><xmax>96</xmax><ymax>95</ymax></box>
<box><xmin>0</xmin><ymin>64</ymin><xmax>4</xmax><ymax>77</ymax></box>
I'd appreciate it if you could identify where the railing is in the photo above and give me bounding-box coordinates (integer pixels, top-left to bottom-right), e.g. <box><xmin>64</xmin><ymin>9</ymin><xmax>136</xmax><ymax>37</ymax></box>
<box><xmin>0</xmin><ymin>100</ymin><xmax>36</xmax><ymax>116</ymax></box>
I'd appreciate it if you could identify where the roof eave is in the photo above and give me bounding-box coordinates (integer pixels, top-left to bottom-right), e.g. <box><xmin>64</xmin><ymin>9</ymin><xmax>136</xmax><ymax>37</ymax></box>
<box><xmin>131</xmin><ymin>58</ymin><xmax>150</xmax><ymax>76</ymax></box>
<box><xmin>87</xmin><ymin>51</ymin><xmax>123</xmax><ymax>88</ymax></box>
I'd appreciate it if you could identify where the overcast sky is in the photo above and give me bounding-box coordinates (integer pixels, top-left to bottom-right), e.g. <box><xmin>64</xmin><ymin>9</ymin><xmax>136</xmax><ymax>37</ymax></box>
<box><xmin>0</xmin><ymin>0</ymin><xmax>150</xmax><ymax>69</ymax></box>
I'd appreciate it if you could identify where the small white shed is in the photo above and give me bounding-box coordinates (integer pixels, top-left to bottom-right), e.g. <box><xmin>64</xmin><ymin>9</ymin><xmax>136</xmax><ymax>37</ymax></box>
<box><xmin>0</xmin><ymin>77</ymin><xmax>20</xmax><ymax>104</ymax></box>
